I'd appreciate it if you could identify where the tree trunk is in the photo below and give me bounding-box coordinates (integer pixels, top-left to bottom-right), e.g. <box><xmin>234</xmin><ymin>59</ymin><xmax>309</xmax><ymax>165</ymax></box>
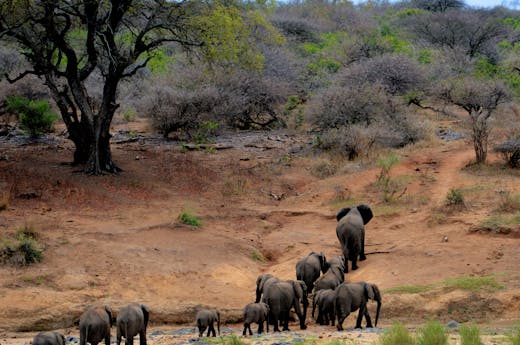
<box><xmin>68</xmin><ymin>121</ymin><xmax>94</xmax><ymax>165</ymax></box>
<box><xmin>84</xmin><ymin>116</ymin><xmax>121</xmax><ymax>175</ymax></box>
<box><xmin>471</xmin><ymin>110</ymin><xmax>489</xmax><ymax>164</ymax></box>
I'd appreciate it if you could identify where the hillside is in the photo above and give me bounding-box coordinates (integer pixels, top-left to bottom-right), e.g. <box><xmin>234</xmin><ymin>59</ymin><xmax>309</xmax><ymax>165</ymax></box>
<box><xmin>1</xmin><ymin>116</ymin><xmax>520</xmax><ymax>344</ymax></box>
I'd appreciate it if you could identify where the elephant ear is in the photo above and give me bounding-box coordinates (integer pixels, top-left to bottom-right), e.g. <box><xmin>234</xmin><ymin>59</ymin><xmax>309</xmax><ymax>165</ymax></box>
<box><xmin>357</xmin><ymin>204</ymin><xmax>373</xmax><ymax>225</ymax></box>
<box><xmin>336</xmin><ymin>207</ymin><xmax>351</xmax><ymax>221</ymax></box>
<box><xmin>141</xmin><ymin>304</ymin><xmax>150</xmax><ymax>328</ymax></box>
<box><xmin>104</xmin><ymin>305</ymin><xmax>113</xmax><ymax>326</ymax></box>
<box><xmin>319</xmin><ymin>252</ymin><xmax>328</xmax><ymax>273</ymax></box>
<box><xmin>364</xmin><ymin>283</ymin><xmax>380</xmax><ymax>301</ymax></box>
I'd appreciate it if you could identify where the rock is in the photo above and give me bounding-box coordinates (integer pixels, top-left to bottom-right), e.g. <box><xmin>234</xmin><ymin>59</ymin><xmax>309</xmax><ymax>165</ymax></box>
<box><xmin>447</xmin><ymin>320</ymin><xmax>460</xmax><ymax>328</ymax></box>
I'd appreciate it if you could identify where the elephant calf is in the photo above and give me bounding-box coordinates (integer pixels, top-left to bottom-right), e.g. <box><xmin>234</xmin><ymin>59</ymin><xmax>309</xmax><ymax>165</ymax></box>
<box><xmin>33</xmin><ymin>331</ymin><xmax>65</xmax><ymax>345</ymax></box>
<box><xmin>195</xmin><ymin>309</ymin><xmax>220</xmax><ymax>337</ymax></box>
<box><xmin>312</xmin><ymin>289</ymin><xmax>336</xmax><ymax>326</ymax></box>
<box><xmin>116</xmin><ymin>303</ymin><xmax>149</xmax><ymax>345</ymax></box>
<box><xmin>242</xmin><ymin>302</ymin><xmax>269</xmax><ymax>336</ymax></box>
<box><xmin>79</xmin><ymin>305</ymin><xmax>113</xmax><ymax>345</ymax></box>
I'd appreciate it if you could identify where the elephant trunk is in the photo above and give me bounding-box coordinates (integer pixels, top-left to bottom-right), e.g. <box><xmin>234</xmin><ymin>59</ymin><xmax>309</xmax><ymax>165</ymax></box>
<box><xmin>374</xmin><ymin>300</ymin><xmax>381</xmax><ymax>327</ymax></box>
<box><xmin>217</xmin><ymin>312</ymin><xmax>221</xmax><ymax>336</ymax></box>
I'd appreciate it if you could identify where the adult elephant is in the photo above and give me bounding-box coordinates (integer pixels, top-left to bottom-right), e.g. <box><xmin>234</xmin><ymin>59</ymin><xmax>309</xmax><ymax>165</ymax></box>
<box><xmin>116</xmin><ymin>304</ymin><xmax>149</xmax><ymax>345</ymax></box>
<box><xmin>313</xmin><ymin>256</ymin><xmax>345</xmax><ymax>293</ymax></box>
<box><xmin>336</xmin><ymin>205</ymin><xmax>373</xmax><ymax>272</ymax></box>
<box><xmin>255</xmin><ymin>274</ymin><xmax>280</xmax><ymax>303</ymax></box>
<box><xmin>295</xmin><ymin>251</ymin><xmax>328</xmax><ymax>321</ymax></box>
<box><xmin>262</xmin><ymin>280</ymin><xmax>307</xmax><ymax>332</ymax></box>
<box><xmin>79</xmin><ymin>305</ymin><xmax>113</xmax><ymax>345</ymax></box>
<box><xmin>335</xmin><ymin>282</ymin><xmax>381</xmax><ymax>331</ymax></box>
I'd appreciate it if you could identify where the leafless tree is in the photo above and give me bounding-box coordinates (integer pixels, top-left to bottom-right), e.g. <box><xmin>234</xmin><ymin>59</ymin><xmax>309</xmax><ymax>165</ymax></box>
<box><xmin>410</xmin><ymin>0</ymin><xmax>464</xmax><ymax>12</ymax></box>
<box><xmin>438</xmin><ymin>77</ymin><xmax>511</xmax><ymax>164</ymax></box>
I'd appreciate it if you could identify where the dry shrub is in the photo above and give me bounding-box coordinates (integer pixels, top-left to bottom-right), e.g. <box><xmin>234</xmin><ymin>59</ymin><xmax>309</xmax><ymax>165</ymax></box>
<box><xmin>310</xmin><ymin>159</ymin><xmax>337</xmax><ymax>179</ymax></box>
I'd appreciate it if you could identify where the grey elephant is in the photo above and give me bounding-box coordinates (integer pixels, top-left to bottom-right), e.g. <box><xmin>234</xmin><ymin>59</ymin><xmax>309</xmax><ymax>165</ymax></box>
<box><xmin>79</xmin><ymin>305</ymin><xmax>113</xmax><ymax>345</ymax></box>
<box><xmin>195</xmin><ymin>309</ymin><xmax>220</xmax><ymax>337</ymax></box>
<box><xmin>336</xmin><ymin>205</ymin><xmax>373</xmax><ymax>272</ymax></box>
<box><xmin>255</xmin><ymin>274</ymin><xmax>280</xmax><ymax>303</ymax></box>
<box><xmin>116</xmin><ymin>304</ymin><xmax>149</xmax><ymax>345</ymax></box>
<box><xmin>312</xmin><ymin>289</ymin><xmax>336</xmax><ymax>326</ymax></box>
<box><xmin>242</xmin><ymin>302</ymin><xmax>270</xmax><ymax>336</ymax></box>
<box><xmin>33</xmin><ymin>331</ymin><xmax>65</xmax><ymax>345</ymax></box>
<box><xmin>313</xmin><ymin>256</ymin><xmax>345</xmax><ymax>293</ymax></box>
<box><xmin>262</xmin><ymin>279</ymin><xmax>307</xmax><ymax>332</ymax></box>
<box><xmin>296</xmin><ymin>252</ymin><xmax>328</xmax><ymax>322</ymax></box>
<box><xmin>335</xmin><ymin>282</ymin><xmax>381</xmax><ymax>331</ymax></box>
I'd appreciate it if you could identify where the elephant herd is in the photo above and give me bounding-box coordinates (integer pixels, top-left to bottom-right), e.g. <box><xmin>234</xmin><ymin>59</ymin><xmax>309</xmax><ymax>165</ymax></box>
<box><xmin>31</xmin><ymin>204</ymin><xmax>380</xmax><ymax>344</ymax></box>
<box><xmin>32</xmin><ymin>304</ymin><xmax>149</xmax><ymax>345</ymax></box>
<box><xmin>200</xmin><ymin>204</ymin><xmax>382</xmax><ymax>337</ymax></box>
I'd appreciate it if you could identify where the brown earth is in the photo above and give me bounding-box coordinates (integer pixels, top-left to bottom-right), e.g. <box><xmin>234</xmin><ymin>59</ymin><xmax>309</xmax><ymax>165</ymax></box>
<box><xmin>1</xmin><ymin>116</ymin><xmax>520</xmax><ymax>343</ymax></box>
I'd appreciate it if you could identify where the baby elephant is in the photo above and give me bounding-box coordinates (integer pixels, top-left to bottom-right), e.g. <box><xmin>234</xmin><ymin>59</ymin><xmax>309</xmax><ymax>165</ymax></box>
<box><xmin>242</xmin><ymin>302</ymin><xmax>269</xmax><ymax>336</ymax></box>
<box><xmin>33</xmin><ymin>331</ymin><xmax>65</xmax><ymax>345</ymax></box>
<box><xmin>116</xmin><ymin>304</ymin><xmax>149</xmax><ymax>345</ymax></box>
<box><xmin>195</xmin><ymin>309</ymin><xmax>220</xmax><ymax>337</ymax></box>
<box><xmin>79</xmin><ymin>305</ymin><xmax>113</xmax><ymax>345</ymax></box>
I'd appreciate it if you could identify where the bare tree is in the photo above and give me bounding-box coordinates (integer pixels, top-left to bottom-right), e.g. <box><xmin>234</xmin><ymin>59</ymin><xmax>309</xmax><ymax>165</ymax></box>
<box><xmin>0</xmin><ymin>0</ymin><xmax>203</xmax><ymax>174</ymax></box>
<box><xmin>438</xmin><ymin>77</ymin><xmax>511</xmax><ymax>164</ymax></box>
<box><xmin>410</xmin><ymin>0</ymin><xmax>464</xmax><ymax>12</ymax></box>
<box><xmin>403</xmin><ymin>9</ymin><xmax>508</xmax><ymax>59</ymax></box>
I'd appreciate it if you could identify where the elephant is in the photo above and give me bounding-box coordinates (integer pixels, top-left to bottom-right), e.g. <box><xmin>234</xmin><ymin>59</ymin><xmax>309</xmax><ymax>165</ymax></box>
<box><xmin>312</xmin><ymin>289</ymin><xmax>336</xmax><ymax>326</ymax></box>
<box><xmin>313</xmin><ymin>256</ymin><xmax>345</xmax><ymax>293</ymax></box>
<box><xmin>255</xmin><ymin>274</ymin><xmax>280</xmax><ymax>303</ymax></box>
<box><xmin>33</xmin><ymin>331</ymin><xmax>65</xmax><ymax>345</ymax></box>
<box><xmin>242</xmin><ymin>302</ymin><xmax>270</xmax><ymax>336</ymax></box>
<box><xmin>195</xmin><ymin>309</ymin><xmax>220</xmax><ymax>337</ymax></box>
<box><xmin>335</xmin><ymin>282</ymin><xmax>381</xmax><ymax>331</ymax></box>
<box><xmin>79</xmin><ymin>305</ymin><xmax>113</xmax><ymax>345</ymax></box>
<box><xmin>262</xmin><ymin>280</ymin><xmax>307</xmax><ymax>332</ymax></box>
<box><xmin>116</xmin><ymin>304</ymin><xmax>149</xmax><ymax>345</ymax></box>
<box><xmin>295</xmin><ymin>252</ymin><xmax>327</xmax><ymax>321</ymax></box>
<box><xmin>336</xmin><ymin>205</ymin><xmax>373</xmax><ymax>272</ymax></box>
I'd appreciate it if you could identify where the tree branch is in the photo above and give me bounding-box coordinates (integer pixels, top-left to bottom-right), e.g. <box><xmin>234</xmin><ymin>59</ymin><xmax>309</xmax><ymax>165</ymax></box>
<box><xmin>4</xmin><ymin>70</ymin><xmax>38</xmax><ymax>83</ymax></box>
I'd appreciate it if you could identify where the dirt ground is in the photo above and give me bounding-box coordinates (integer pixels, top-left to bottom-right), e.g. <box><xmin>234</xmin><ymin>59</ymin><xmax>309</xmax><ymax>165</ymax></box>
<box><xmin>1</xmin><ymin>116</ymin><xmax>520</xmax><ymax>344</ymax></box>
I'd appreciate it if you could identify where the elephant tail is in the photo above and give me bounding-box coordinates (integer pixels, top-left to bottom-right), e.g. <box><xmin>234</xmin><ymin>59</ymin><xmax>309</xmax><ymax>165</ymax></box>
<box><xmin>84</xmin><ymin>325</ymin><xmax>89</xmax><ymax>345</ymax></box>
<box><xmin>375</xmin><ymin>300</ymin><xmax>381</xmax><ymax>328</ymax></box>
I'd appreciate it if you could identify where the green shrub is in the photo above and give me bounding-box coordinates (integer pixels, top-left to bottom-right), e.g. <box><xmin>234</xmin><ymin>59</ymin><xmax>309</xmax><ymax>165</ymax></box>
<box><xmin>1</xmin><ymin>233</ymin><xmax>43</xmax><ymax>266</ymax></box>
<box><xmin>178</xmin><ymin>210</ymin><xmax>201</xmax><ymax>227</ymax></box>
<box><xmin>6</xmin><ymin>96</ymin><xmax>59</xmax><ymax>138</ymax></box>
<box><xmin>458</xmin><ymin>323</ymin><xmax>481</xmax><ymax>345</ymax></box>
<box><xmin>194</xmin><ymin>121</ymin><xmax>218</xmax><ymax>144</ymax></box>
<box><xmin>378</xmin><ymin>322</ymin><xmax>416</xmax><ymax>345</ymax></box>
<box><xmin>445</xmin><ymin>188</ymin><xmax>464</xmax><ymax>206</ymax></box>
<box><xmin>417</xmin><ymin>320</ymin><xmax>448</xmax><ymax>345</ymax></box>
<box><xmin>121</xmin><ymin>107</ymin><xmax>137</xmax><ymax>122</ymax></box>
<box><xmin>442</xmin><ymin>275</ymin><xmax>503</xmax><ymax>293</ymax></box>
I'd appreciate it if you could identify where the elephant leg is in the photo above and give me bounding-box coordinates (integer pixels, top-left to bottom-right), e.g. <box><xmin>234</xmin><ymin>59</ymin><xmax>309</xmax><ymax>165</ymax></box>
<box><xmin>80</xmin><ymin>328</ymin><xmax>86</xmax><ymax>345</ymax></box>
<box><xmin>330</xmin><ymin>311</ymin><xmax>335</xmax><ymax>326</ymax></box>
<box><xmin>105</xmin><ymin>334</ymin><xmax>110</xmax><ymax>345</ymax></box>
<box><xmin>360</xmin><ymin>234</ymin><xmax>367</xmax><ymax>261</ymax></box>
<box><xmin>282</xmin><ymin>312</ymin><xmax>290</xmax><ymax>331</ymax></box>
<box><xmin>351</xmin><ymin>257</ymin><xmax>358</xmax><ymax>270</ymax></box>
<box><xmin>273</xmin><ymin>315</ymin><xmax>280</xmax><ymax>332</ymax></box>
<box><xmin>211</xmin><ymin>324</ymin><xmax>217</xmax><ymax>337</ymax></box>
<box><xmin>140</xmin><ymin>330</ymin><xmax>147</xmax><ymax>345</ymax></box>
<box><xmin>129</xmin><ymin>336</ymin><xmax>134</xmax><ymax>345</ymax></box>
<box><xmin>242</xmin><ymin>323</ymin><xmax>247</xmax><ymax>336</ymax></box>
<box><xmin>206</xmin><ymin>325</ymin><xmax>211</xmax><ymax>337</ymax></box>
<box><xmin>355</xmin><ymin>309</ymin><xmax>364</xmax><ymax>329</ymax></box>
<box><xmin>364</xmin><ymin>308</ymin><xmax>373</xmax><ymax>328</ymax></box>
<box><xmin>316</xmin><ymin>308</ymin><xmax>323</xmax><ymax>324</ymax></box>
<box><xmin>258</xmin><ymin>321</ymin><xmax>263</xmax><ymax>334</ymax></box>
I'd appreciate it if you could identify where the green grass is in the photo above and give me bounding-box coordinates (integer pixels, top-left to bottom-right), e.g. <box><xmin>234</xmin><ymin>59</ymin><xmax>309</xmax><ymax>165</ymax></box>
<box><xmin>417</xmin><ymin>320</ymin><xmax>448</xmax><ymax>345</ymax></box>
<box><xmin>479</xmin><ymin>214</ymin><xmax>520</xmax><ymax>231</ymax></box>
<box><xmin>251</xmin><ymin>250</ymin><xmax>266</xmax><ymax>263</ymax></box>
<box><xmin>178</xmin><ymin>210</ymin><xmax>202</xmax><ymax>227</ymax></box>
<box><xmin>459</xmin><ymin>323</ymin><xmax>481</xmax><ymax>345</ymax></box>
<box><xmin>509</xmin><ymin>325</ymin><xmax>520</xmax><ymax>345</ymax></box>
<box><xmin>385</xmin><ymin>284</ymin><xmax>433</xmax><ymax>294</ymax></box>
<box><xmin>207</xmin><ymin>335</ymin><xmax>243</xmax><ymax>345</ymax></box>
<box><xmin>442</xmin><ymin>275</ymin><xmax>504</xmax><ymax>292</ymax></box>
<box><xmin>385</xmin><ymin>275</ymin><xmax>503</xmax><ymax>295</ymax></box>
<box><xmin>377</xmin><ymin>322</ymin><xmax>416</xmax><ymax>345</ymax></box>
